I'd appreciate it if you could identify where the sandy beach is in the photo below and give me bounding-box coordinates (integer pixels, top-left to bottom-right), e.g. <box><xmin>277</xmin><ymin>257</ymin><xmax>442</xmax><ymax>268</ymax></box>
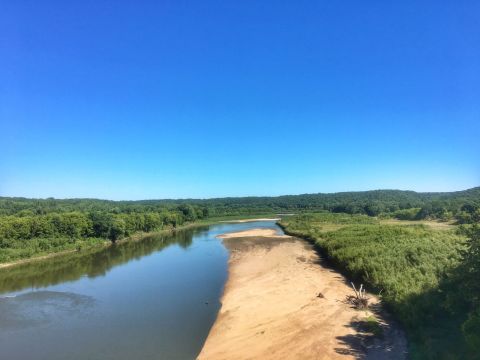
<box><xmin>199</xmin><ymin>229</ymin><xmax>407</xmax><ymax>360</ymax></box>
<box><xmin>219</xmin><ymin>218</ymin><xmax>281</xmax><ymax>223</ymax></box>
<box><xmin>217</xmin><ymin>228</ymin><xmax>290</xmax><ymax>239</ymax></box>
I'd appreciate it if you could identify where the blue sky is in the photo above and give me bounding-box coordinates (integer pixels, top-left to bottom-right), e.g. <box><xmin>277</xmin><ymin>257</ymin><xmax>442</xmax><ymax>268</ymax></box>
<box><xmin>1</xmin><ymin>1</ymin><xmax>479</xmax><ymax>200</ymax></box>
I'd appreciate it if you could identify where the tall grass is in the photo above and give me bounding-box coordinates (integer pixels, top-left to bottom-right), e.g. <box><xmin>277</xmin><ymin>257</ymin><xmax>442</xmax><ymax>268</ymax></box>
<box><xmin>280</xmin><ymin>213</ymin><xmax>469</xmax><ymax>359</ymax></box>
<box><xmin>0</xmin><ymin>237</ymin><xmax>106</xmax><ymax>263</ymax></box>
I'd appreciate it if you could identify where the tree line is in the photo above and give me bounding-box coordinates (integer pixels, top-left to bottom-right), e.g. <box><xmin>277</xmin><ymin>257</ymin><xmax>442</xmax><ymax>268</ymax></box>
<box><xmin>0</xmin><ymin>205</ymin><xmax>207</xmax><ymax>243</ymax></box>
<box><xmin>1</xmin><ymin>186</ymin><xmax>479</xmax><ymax>222</ymax></box>
<box><xmin>0</xmin><ymin>187</ymin><xmax>478</xmax><ymax>263</ymax></box>
<box><xmin>0</xmin><ymin>204</ymin><xmax>209</xmax><ymax>262</ymax></box>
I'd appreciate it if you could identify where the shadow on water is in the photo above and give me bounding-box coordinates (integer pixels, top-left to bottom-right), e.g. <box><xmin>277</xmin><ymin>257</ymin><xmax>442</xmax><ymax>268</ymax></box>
<box><xmin>0</xmin><ymin>226</ymin><xmax>208</xmax><ymax>295</ymax></box>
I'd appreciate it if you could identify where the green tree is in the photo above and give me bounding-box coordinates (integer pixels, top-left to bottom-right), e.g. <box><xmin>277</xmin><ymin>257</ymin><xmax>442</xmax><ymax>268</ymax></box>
<box><xmin>178</xmin><ymin>204</ymin><xmax>197</xmax><ymax>222</ymax></box>
<box><xmin>89</xmin><ymin>212</ymin><xmax>114</xmax><ymax>238</ymax></box>
<box><xmin>109</xmin><ymin>217</ymin><xmax>126</xmax><ymax>242</ymax></box>
<box><xmin>459</xmin><ymin>219</ymin><xmax>480</xmax><ymax>351</ymax></box>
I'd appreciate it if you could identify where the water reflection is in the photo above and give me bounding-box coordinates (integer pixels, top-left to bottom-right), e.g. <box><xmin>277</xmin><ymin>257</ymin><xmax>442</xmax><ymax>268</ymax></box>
<box><xmin>0</xmin><ymin>221</ymin><xmax>282</xmax><ymax>360</ymax></box>
<box><xmin>0</xmin><ymin>227</ymin><xmax>205</xmax><ymax>295</ymax></box>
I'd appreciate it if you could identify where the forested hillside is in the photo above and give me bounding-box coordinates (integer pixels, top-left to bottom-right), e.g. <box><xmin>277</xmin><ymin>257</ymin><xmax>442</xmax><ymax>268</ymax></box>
<box><xmin>1</xmin><ymin>187</ymin><xmax>479</xmax><ymax>219</ymax></box>
<box><xmin>0</xmin><ymin>187</ymin><xmax>478</xmax><ymax>263</ymax></box>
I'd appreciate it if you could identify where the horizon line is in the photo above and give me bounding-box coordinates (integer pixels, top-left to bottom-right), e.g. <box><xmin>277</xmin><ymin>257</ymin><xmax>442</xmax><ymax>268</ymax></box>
<box><xmin>1</xmin><ymin>185</ymin><xmax>478</xmax><ymax>202</ymax></box>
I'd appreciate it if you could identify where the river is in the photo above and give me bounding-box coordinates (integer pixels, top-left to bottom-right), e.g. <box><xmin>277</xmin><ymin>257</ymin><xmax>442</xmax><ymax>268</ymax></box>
<box><xmin>0</xmin><ymin>220</ymin><xmax>284</xmax><ymax>360</ymax></box>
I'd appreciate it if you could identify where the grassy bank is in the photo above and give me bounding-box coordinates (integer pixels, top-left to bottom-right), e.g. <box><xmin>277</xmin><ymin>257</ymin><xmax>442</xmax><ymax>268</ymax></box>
<box><xmin>279</xmin><ymin>213</ymin><xmax>471</xmax><ymax>359</ymax></box>
<box><xmin>0</xmin><ymin>237</ymin><xmax>109</xmax><ymax>265</ymax></box>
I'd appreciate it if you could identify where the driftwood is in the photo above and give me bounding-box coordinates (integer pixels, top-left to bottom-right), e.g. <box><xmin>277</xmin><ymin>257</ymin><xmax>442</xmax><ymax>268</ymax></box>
<box><xmin>346</xmin><ymin>282</ymin><xmax>369</xmax><ymax>309</ymax></box>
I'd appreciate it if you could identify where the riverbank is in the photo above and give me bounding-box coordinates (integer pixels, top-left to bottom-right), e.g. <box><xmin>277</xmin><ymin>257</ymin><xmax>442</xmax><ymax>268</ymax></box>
<box><xmin>0</xmin><ymin>216</ymin><xmax>282</xmax><ymax>269</ymax></box>
<box><xmin>219</xmin><ymin>218</ymin><xmax>281</xmax><ymax>223</ymax></box>
<box><xmin>0</xmin><ymin>215</ymin><xmax>277</xmax><ymax>269</ymax></box>
<box><xmin>199</xmin><ymin>230</ymin><xmax>407</xmax><ymax>359</ymax></box>
<box><xmin>0</xmin><ymin>240</ymin><xmax>107</xmax><ymax>269</ymax></box>
<box><xmin>0</xmin><ymin>219</ymin><xmax>249</xmax><ymax>359</ymax></box>
<box><xmin>217</xmin><ymin>228</ymin><xmax>288</xmax><ymax>238</ymax></box>
<box><xmin>0</xmin><ymin>221</ymin><xmax>203</xmax><ymax>269</ymax></box>
<box><xmin>278</xmin><ymin>213</ymin><xmax>467</xmax><ymax>358</ymax></box>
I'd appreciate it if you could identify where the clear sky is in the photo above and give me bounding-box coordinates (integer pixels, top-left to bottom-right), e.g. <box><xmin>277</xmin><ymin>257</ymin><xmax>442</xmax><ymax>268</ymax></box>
<box><xmin>1</xmin><ymin>1</ymin><xmax>479</xmax><ymax>200</ymax></box>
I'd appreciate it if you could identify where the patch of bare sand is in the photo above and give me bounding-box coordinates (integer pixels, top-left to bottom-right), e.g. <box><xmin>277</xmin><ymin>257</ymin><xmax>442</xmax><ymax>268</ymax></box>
<box><xmin>220</xmin><ymin>218</ymin><xmax>281</xmax><ymax>223</ymax></box>
<box><xmin>217</xmin><ymin>228</ymin><xmax>290</xmax><ymax>239</ymax></box>
<box><xmin>379</xmin><ymin>219</ymin><xmax>455</xmax><ymax>230</ymax></box>
<box><xmin>198</xmin><ymin>235</ymin><xmax>407</xmax><ymax>360</ymax></box>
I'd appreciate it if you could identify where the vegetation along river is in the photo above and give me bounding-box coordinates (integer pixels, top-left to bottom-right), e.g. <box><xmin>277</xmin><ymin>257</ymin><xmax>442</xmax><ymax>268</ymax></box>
<box><xmin>0</xmin><ymin>220</ymin><xmax>284</xmax><ymax>360</ymax></box>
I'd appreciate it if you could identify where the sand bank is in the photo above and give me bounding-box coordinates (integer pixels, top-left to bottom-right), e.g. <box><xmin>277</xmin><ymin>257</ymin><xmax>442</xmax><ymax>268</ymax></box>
<box><xmin>217</xmin><ymin>228</ymin><xmax>290</xmax><ymax>239</ymax></box>
<box><xmin>219</xmin><ymin>218</ymin><xmax>281</xmax><ymax>223</ymax></box>
<box><xmin>199</xmin><ymin>234</ymin><xmax>407</xmax><ymax>360</ymax></box>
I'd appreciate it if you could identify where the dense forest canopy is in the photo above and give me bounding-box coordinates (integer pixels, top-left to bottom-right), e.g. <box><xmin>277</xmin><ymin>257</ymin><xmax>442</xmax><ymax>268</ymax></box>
<box><xmin>1</xmin><ymin>187</ymin><xmax>479</xmax><ymax>219</ymax></box>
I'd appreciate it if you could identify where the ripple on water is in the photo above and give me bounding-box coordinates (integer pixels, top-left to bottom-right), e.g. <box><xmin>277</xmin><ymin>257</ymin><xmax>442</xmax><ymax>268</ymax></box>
<box><xmin>0</xmin><ymin>291</ymin><xmax>95</xmax><ymax>331</ymax></box>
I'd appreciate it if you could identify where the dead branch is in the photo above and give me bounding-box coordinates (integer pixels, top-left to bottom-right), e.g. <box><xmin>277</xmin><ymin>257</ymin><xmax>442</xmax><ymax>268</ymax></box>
<box><xmin>346</xmin><ymin>282</ymin><xmax>370</xmax><ymax>309</ymax></box>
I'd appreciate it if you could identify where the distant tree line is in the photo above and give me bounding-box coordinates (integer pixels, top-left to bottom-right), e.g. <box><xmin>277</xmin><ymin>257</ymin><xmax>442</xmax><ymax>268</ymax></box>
<box><xmin>1</xmin><ymin>186</ymin><xmax>478</xmax><ymax>222</ymax></box>
<box><xmin>0</xmin><ymin>187</ymin><xmax>478</xmax><ymax>262</ymax></box>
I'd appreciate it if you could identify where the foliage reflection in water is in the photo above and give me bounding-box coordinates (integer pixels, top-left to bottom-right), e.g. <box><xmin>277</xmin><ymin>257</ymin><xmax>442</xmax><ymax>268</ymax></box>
<box><xmin>0</xmin><ymin>221</ymin><xmax>283</xmax><ymax>360</ymax></box>
<box><xmin>0</xmin><ymin>227</ymin><xmax>199</xmax><ymax>295</ymax></box>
